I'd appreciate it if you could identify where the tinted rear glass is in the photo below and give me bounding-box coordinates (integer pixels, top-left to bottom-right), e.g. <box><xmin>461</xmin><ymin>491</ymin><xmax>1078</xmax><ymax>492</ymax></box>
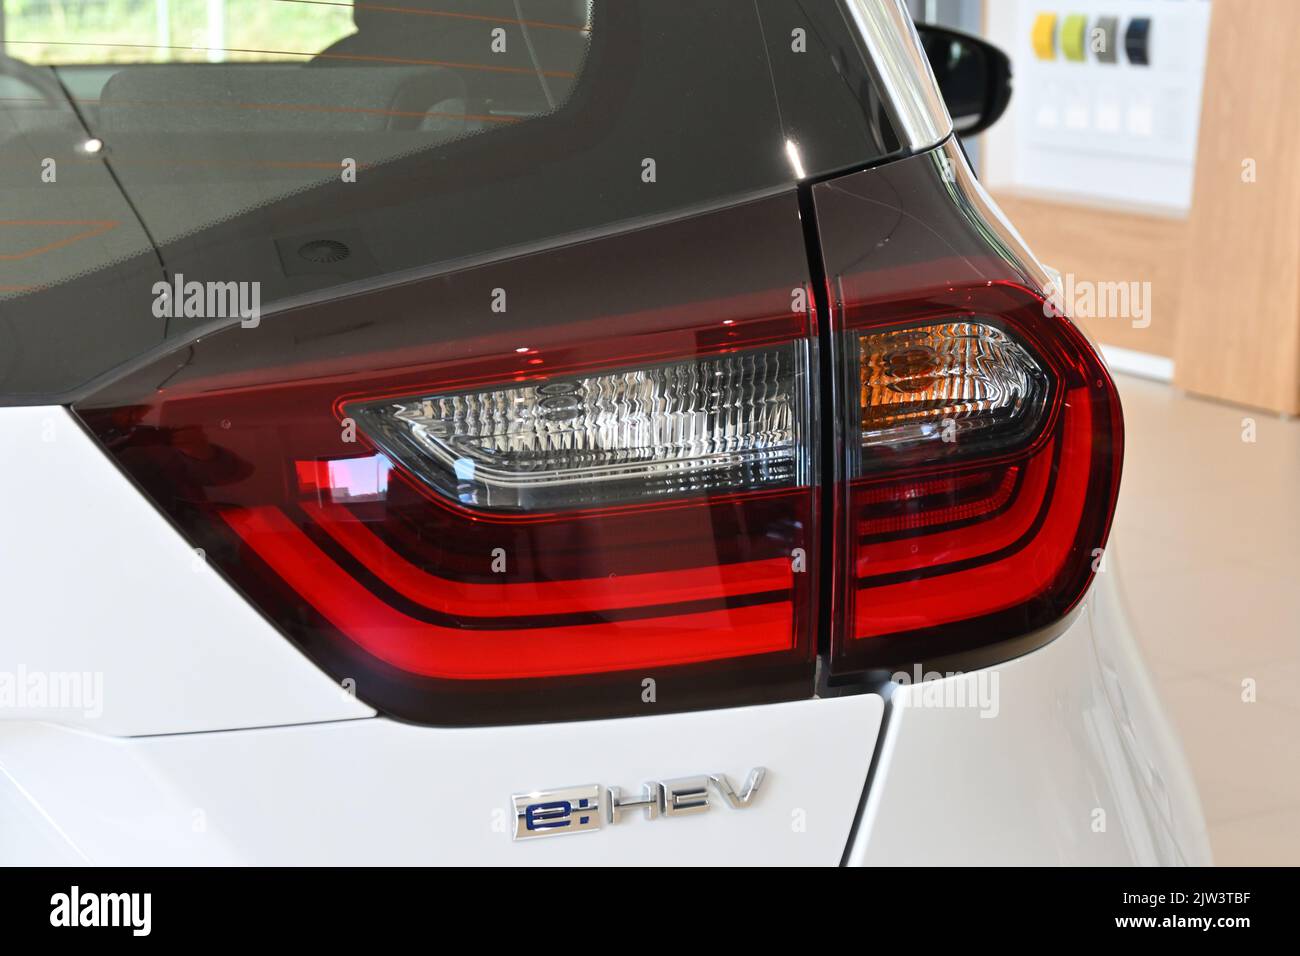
<box><xmin>0</xmin><ymin>0</ymin><xmax>903</xmax><ymax>398</ymax></box>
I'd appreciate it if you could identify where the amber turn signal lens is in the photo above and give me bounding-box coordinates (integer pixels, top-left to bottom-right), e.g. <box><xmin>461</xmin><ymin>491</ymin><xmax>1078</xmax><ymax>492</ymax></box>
<box><xmin>856</xmin><ymin>320</ymin><xmax>1050</xmax><ymax>469</ymax></box>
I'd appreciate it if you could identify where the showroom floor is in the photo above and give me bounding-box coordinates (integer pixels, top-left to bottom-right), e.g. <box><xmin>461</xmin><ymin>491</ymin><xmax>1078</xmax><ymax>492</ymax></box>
<box><xmin>1111</xmin><ymin>373</ymin><xmax>1300</xmax><ymax>865</ymax></box>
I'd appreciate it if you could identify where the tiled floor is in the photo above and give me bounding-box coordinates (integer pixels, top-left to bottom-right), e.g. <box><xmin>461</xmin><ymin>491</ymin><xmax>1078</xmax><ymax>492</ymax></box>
<box><xmin>1110</xmin><ymin>374</ymin><xmax>1300</xmax><ymax>865</ymax></box>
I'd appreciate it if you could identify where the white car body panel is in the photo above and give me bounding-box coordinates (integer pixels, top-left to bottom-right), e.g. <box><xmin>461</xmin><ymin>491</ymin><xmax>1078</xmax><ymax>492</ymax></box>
<box><xmin>848</xmin><ymin>569</ymin><xmax>1210</xmax><ymax>866</ymax></box>
<box><xmin>0</xmin><ymin>406</ymin><xmax>373</xmax><ymax>735</ymax></box>
<box><xmin>0</xmin><ymin>694</ymin><xmax>882</xmax><ymax>865</ymax></box>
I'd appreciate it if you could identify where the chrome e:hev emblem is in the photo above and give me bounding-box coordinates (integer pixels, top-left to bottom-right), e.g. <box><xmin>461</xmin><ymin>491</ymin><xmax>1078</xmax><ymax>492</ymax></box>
<box><xmin>512</xmin><ymin>768</ymin><xmax>766</xmax><ymax>841</ymax></box>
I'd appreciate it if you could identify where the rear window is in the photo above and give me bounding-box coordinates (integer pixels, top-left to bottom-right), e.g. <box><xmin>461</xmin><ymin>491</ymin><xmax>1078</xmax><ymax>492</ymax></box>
<box><xmin>0</xmin><ymin>0</ymin><xmax>904</xmax><ymax>398</ymax></box>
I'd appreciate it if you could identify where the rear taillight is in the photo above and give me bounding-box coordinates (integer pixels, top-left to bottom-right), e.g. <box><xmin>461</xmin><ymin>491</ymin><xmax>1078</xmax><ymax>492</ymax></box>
<box><xmin>73</xmin><ymin>196</ymin><xmax>822</xmax><ymax>725</ymax></box>
<box><xmin>827</xmin><ymin>282</ymin><xmax>1121</xmax><ymax>671</ymax></box>
<box><xmin>72</xmin><ymin>146</ymin><xmax>1121</xmax><ymax>723</ymax></box>
<box><xmin>812</xmin><ymin>144</ymin><xmax>1123</xmax><ymax>675</ymax></box>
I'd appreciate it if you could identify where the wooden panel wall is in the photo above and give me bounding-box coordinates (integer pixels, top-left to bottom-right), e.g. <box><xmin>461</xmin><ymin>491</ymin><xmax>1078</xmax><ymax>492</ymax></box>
<box><xmin>1175</xmin><ymin>0</ymin><xmax>1300</xmax><ymax>414</ymax></box>
<box><xmin>983</xmin><ymin>0</ymin><xmax>1300</xmax><ymax>414</ymax></box>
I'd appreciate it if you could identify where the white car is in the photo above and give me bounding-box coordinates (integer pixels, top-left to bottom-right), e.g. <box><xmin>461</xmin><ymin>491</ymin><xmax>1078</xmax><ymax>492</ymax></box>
<box><xmin>0</xmin><ymin>0</ymin><xmax>1208</xmax><ymax>865</ymax></box>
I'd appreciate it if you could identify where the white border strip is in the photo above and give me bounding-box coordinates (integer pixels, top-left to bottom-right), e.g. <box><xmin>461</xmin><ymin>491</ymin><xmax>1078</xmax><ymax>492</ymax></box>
<box><xmin>1100</xmin><ymin>344</ymin><xmax>1174</xmax><ymax>382</ymax></box>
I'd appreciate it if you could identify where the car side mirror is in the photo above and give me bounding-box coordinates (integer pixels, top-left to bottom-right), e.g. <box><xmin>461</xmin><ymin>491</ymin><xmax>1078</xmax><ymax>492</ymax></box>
<box><xmin>914</xmin><ymin>24</ymin><xmax>1012</xmax><ymax>136</ymax></box>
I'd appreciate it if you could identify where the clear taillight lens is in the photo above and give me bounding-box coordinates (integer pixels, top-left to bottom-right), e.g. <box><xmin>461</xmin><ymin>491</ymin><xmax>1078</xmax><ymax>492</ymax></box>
<box><xmin>347</xmin><ymin>345</ymin><xmax>808</xmax><ymax>510</ymax></box>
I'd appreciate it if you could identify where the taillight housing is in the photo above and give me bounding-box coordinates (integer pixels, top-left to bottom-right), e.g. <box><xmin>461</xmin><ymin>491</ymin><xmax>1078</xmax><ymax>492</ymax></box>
<box><xmin>804</xmin><ymin>142</ymin><xmax>1124</xmax><ymax>678</ymax></box>
<box><xmin>73</xmin><ymin>195</ymin><xmax>823</xmax><ymax>725</ymax></box>
<box><xmin>827</xmin><ymin>280</ymin><xmax>1122</xmax><ymax>673</ymax></box>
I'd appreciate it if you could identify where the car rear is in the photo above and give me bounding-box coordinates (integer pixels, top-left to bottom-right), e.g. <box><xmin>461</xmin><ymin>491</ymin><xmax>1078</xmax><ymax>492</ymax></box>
<box><xmin>0</xmin><ymin>0</ymin><xmax>1207</xmax><ymax>865</ymax></box>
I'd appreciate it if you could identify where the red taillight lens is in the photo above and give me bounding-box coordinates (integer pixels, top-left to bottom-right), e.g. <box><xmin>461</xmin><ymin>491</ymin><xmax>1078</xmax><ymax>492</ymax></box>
<box><xmin>218</xmin><ymin>502</ymin><xmax>799</xmax><ymax>680</ymax></box>
<box><xmin>828</xmin><ymin>281</ymin><xmax>1123</xmax><ymax>671</ymax></box>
